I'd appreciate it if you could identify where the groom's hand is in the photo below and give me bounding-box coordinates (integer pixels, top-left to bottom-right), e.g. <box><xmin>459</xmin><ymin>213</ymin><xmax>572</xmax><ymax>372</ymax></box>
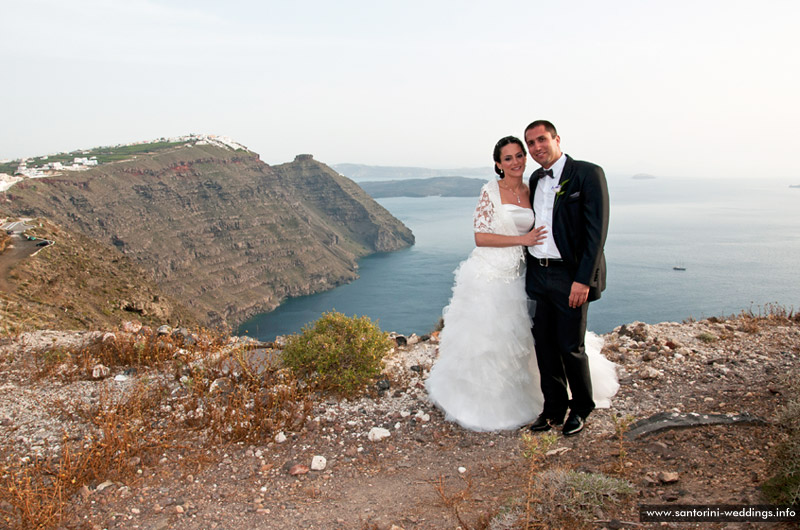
<box><xmin>569</xmin><ymin>282</ymin><xmax>590</xmax><ymax>308</ymax></box>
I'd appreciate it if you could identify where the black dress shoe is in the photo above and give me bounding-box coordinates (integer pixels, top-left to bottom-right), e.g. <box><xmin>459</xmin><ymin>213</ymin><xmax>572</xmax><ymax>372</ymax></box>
<box><xmin>562</xmin><ymin>412</ymin><xmax>585</xmax><ymax>436</ymax></box>
<box><xmin>528</xmin><ymin>413</ymin><xmax>563</xmax><ymax>432</ymax></box>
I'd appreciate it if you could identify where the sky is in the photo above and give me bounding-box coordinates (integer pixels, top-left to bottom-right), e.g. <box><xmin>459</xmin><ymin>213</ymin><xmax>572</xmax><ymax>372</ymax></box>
<box><xmin>2</xmin><ymin>0</ymin><xmax>799</xmax><ymax>179</ymax></box>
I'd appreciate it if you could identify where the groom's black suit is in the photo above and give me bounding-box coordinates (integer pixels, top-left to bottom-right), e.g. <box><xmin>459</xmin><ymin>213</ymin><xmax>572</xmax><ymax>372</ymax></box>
<box><xmin>525</xmin><ymin>154</ymin><xmax>609</xmax><ymax>420</ymax></box>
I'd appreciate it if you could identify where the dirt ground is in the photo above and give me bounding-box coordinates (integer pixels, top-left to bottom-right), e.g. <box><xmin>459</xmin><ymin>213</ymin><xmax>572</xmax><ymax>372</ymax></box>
<box><xmin>1</xmin><ymin>314</ymin><xmax>798</xmax><ymax>529</ymax></box>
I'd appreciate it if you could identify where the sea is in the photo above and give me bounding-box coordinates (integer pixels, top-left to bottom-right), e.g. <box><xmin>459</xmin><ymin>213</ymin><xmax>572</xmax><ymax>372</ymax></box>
<box><xmin>237</xmin><ymin>176</ymin><xmax>800</xmax><ymax>341</ymax></box>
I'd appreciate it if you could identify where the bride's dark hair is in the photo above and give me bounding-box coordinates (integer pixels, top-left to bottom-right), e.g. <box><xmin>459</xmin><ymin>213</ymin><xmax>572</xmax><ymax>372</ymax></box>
<box><xmin>493</xmin><ymin>136</ymin><xmax>527</xmax><ymax>178</ymax></box>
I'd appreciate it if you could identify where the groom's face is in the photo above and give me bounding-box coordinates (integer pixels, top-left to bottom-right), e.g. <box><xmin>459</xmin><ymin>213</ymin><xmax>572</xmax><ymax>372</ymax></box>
<box><xmin>525</xmin><ymin>125</ymin><xmax>562</xmax><ymax>169</ymax></box>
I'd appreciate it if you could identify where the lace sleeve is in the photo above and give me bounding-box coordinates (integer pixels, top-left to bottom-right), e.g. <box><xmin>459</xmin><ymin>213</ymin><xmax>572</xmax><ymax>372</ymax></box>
<box><xmin>473</xmin><ymin>187</ymin><xmax>495</xmax><ymax>233</ymax></box>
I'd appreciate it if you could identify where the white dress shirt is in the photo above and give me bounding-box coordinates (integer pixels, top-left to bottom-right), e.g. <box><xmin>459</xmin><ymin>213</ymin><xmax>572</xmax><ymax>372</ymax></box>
<box><xmin>528</xmin><ymin>154</ymin><xmax>567</xmax><ymax>259</ymax></box>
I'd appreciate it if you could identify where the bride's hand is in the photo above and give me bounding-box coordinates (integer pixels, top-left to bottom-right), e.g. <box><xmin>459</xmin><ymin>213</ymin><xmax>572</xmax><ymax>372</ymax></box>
<box><xmin>519</xmin><ymin>226</ymin><xmax>547</xmax><ymax>246</ymax></box>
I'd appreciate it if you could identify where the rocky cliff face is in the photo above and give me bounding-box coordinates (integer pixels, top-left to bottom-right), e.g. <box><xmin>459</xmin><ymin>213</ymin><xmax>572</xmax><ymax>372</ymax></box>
<box><xmin>0</xmin><ymin>219</ymin><xmax>200</xmax><ymax>332</ymax></box>
<box><xmin>1</xmin><ymin>145</ymin><xmax>414</xmax><ymax>326</ymax></box>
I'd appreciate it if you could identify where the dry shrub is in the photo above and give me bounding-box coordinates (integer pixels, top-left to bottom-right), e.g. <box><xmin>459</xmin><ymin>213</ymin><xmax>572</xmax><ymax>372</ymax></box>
<box><xmin>0</xmin><ymin>380</ymin><xmax>170</xmax><ymax>529</ymax></box>
<box><xmin>738</xmin><ymin>314</ymin><xmax>761</xmax><ymax>334</ymax></box>
<box><xmin>528</xmin><ymin>468</ymin><xmax>634</xmax><ymax>528</ymax></box>
<box><xmin>611</xmin><ymin>413</ymin><xmax>636</xmax><ymax>474</ymax></box>
<box><xmin>0</xmin><ymin>325</ymin><xmax>316</xmax><ymax>528</ymax></box>
<box><xmin>763</xmin><ymin>369</ymin><xmax>800</xmax><ymax>504</ymax></box>
<box><xmin>730</xmin><ymin>304</ymin><xmax>799</xmax><ymax>334</ymax></box>
<box><xmin>488</xmin><ymin>433</ymin><xmax>633</xmax><ymax>529</ymax></box>
<box><xmin>89</xmin><ymin>326</ymin><xmax>226</xmax><ymax>370</ymax></box>
<box><xmin>743</xmin><ymin>303</ymin><xmax>795</xmax><ymax>322</ymax></box>
<box><xmin>431</xmin><ymin>474</ymin><xmax>490</xmax><ymax>530</ymax></box>
<box><xmin>180</xmin><ymin>346</ymin><xmax>313</xmax><ymax>443</ymax></box>
<box><xmin>520</xmin><ymin>431</ymin><xmax>557</xmax><ymax>528</ymax></box>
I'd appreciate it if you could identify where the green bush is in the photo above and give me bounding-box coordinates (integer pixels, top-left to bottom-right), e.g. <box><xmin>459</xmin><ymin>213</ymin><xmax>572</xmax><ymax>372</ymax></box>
<box><xmin>281</xmin><ymin>311</ymin><xmax>393</xmax><ymax>397</ymax></box>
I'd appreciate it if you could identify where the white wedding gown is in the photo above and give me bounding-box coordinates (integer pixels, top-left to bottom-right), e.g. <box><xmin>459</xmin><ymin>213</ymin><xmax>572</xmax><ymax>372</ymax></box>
<box><xmin>425</xmin><ymin>179</ymin><xmax>619</xmax><ymax>432</ymax></box>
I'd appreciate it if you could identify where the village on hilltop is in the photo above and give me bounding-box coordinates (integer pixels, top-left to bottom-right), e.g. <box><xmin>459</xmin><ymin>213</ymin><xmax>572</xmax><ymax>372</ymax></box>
<box><xmin>0</xmin><ymin>134</ymin><xmax>248</xmax><ymax>192</ymax></box>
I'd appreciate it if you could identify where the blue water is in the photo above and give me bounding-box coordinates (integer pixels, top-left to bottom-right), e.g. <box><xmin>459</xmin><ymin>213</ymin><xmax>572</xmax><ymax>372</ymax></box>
<box><xmin>238</xmin><ymin>176</ymin><xmax>800</xmax><ymax>340</ymax></box>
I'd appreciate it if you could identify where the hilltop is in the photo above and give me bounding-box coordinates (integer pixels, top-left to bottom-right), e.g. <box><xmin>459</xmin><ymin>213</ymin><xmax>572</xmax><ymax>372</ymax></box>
<box><xmin>1</xmin><ymin>140</ymin><xmax>414</xmax><ymax>328</ymax></box>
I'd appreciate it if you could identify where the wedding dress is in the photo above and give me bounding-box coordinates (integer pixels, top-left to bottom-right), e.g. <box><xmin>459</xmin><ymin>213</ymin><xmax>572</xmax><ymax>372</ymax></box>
<box><xmin>425</xmin><ymin>178</ymin><xmax>619</xmax><ymax>431</ymax></box>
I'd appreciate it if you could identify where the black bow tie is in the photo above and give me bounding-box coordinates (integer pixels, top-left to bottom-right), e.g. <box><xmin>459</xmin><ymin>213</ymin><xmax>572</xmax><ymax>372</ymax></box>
<box><xmin>537</xmin><ymin>168</ymin><xmax>554</xmax><ymax>180</ymax></box>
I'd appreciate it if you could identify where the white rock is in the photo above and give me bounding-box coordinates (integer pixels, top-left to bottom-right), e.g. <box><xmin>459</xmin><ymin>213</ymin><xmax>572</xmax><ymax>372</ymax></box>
<box><xmin>658</xmin><ymin>471</ymin><xmax>680</xmax><ymax>483</ymax></box>
<box><xmin>458</xmin><ymin>466</ymin><xmax>466</xmax><ymax>474</ymax></box>
<box><xmin>96</xmin><ymin>480</ymin><xmax>114</xmax><ymax>492</ymax></box>
<box><xmin>92</xmin><ymin>364</ymin><xmax>110</xmax><ymax>380</ymax></box>
<box><xmin>122</xmin><ymin>321</ymin><xmax>142</xmax><ymax>333</ymax></box>
<box><xmin>414</xmin><ymin>411</ymin><xmax>430</xmax><ymax>422</ymax></box>
<box><xmin>546</xmin><ymin>447</ymin><xmax>572</xmax><ymax>457</ymax></box>
<box><xmin>114</xmin><ymin>374</ymin><xmax>129</xmax><ymax>382</ymax></box>
<box><xmin>640</xmin><ymin>366</ymin><xmax>660</xmax><ymax>380</ymax></box>
<box><xmin>311</xmin><ymin>455</ymin><xmax>327</xmax><ymax>471</ymax></box>
<box><xmin>275</xmin><ymin>432</ymin><xmax>287</xmax><ymax>444</ymax></box>
<box><xmin>368</xmin><ymin>427</ymin><xmax>391</xmax><ymax>442</ymax></box>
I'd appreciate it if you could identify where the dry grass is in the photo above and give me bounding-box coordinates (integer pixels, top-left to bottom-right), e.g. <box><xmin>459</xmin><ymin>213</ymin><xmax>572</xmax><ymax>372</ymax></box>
<box><xmin>520</xmin><ymin>431</ymin><xmax>557</xmax><ymax>528</ymax></box>
<box><xmin>431</xmin><ymin>474</ymin><xmax>492</xmax><ymax>530</ymax></box>
<box><xmin>611</xmin><ymin>413</ymin><xmax>635</xmax><ymax>475</ymax></box>
<box><xmin>1</xmin><ymin>380</ymin><xmax>169</xmax><ymax>529</ymax></box>
<box><xmin>0</xmin><ymin>325</ymin><xmax>314</xmax><ymax>528</ymax></box>
<box><xmin>481</xmin><ymin>431</ymin><xmax>635</xmax><ymax>529</ymax></box>
<box><xmin>763</xmin><ymin>368</ymin><xmax>800</xmax><ymax>505</ymax></box>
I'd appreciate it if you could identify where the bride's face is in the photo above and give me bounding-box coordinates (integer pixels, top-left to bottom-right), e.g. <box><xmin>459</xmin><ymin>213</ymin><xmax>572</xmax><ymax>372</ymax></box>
<box><xmin>496</xmin><ymin>143</ymin><xmax>527</xmax><ymax>179</ymax></box>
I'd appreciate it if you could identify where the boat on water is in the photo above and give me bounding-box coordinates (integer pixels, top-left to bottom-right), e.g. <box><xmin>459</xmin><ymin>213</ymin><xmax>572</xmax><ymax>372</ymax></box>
<box><xmin>673</xmin><ymin>266</ymin><xmax>686</xmax><ymax>271</ymax></box>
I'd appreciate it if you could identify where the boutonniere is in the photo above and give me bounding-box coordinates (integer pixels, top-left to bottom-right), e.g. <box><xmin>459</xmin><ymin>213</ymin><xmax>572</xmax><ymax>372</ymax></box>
<box><xmin>553</xmin><ymin>179</ymin><xmax>570</xmax><ymax>199</ymax></box>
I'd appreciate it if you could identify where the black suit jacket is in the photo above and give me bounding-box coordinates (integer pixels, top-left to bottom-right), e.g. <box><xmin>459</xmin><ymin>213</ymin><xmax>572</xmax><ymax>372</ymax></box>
<box><xmin>527</xmin><ymin>154</ymin><xmax>609</xmax><ymax>301</ymax></box>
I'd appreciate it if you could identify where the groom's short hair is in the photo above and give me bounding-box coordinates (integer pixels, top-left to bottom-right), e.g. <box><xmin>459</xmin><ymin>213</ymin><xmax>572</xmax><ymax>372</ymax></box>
<box><xmin>525</xmin><ymin>120</ymin><xmax>557</xmax><ymax>138</ymax></box>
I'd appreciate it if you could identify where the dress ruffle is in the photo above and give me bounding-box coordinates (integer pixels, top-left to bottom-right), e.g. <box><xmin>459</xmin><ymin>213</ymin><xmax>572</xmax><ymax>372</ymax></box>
<box><xmin>426</xmin><ymin>258</ymin><xmax>542</xmax><ymax>431</ymax></box>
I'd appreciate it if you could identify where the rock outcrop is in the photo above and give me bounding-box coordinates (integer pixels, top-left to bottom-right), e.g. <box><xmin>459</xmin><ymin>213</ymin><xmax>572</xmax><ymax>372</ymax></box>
<box><xmin>1</xmin><ymin>145</ymin><xmax>414</xmax><ymax>326</ymax></box>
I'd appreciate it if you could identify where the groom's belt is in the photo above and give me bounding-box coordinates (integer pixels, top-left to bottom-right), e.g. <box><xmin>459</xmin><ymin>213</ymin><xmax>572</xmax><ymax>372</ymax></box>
<box><xmin>533</xmin><ymin>257</ymin><xmax>565</xmax><ymax>267</ymax></box>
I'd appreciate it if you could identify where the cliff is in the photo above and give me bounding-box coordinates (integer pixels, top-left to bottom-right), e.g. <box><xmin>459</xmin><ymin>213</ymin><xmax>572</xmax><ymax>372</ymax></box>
<box><xmin>1</xmin><ymin>144</ymin><xmax>414</xmax><ymax>326</ymax></box>
<box><xmin>0</xmin><ymin>219</ymin><xmax>200</xmax><ymax>332</ymax></box>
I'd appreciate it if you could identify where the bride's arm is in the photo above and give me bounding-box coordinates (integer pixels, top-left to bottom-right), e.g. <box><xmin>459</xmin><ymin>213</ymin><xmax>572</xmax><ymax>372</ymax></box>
<box><xmin>475</xmin><ymin>227</ymin><xmax>546</xmax><ymax>248</ymax></box>
<box><xmin>472</xmin><ymin>186</ymin><xmax>546</xmax><ymax>248</ymax></box>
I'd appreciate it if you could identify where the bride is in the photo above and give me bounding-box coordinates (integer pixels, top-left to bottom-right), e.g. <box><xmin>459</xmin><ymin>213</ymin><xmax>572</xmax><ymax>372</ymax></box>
<box><xmin>425</xmin><ymin>136</ymin><xmax>618</xmax><ymax>431</ymax></box>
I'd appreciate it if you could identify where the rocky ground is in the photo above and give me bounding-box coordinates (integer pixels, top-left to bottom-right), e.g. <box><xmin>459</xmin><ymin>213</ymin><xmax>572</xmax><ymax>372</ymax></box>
<box><xmin>1</xmin><ymin>313</ymin><xmax>798</xmax><ymax>529</ymax></box>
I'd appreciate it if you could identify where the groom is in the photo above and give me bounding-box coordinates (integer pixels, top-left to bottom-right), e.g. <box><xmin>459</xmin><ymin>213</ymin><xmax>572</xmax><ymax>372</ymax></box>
<box><xmin>523</xmin><ymin>120</ymin><xmax>609</xmax><ymax>436</ymax></box>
